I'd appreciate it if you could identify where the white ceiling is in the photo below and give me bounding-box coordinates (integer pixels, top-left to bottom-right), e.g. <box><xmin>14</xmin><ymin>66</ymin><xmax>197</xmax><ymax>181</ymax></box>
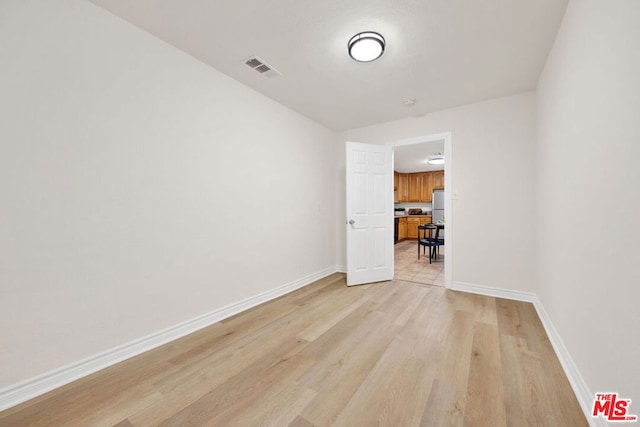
<box><xmin>394</xmin><ymin>141</ymin><xmax>444</xmax><ymax>173</ymax></box>
<box><xmin>88</xmin><ymin>0</ymin><xmax>568</xmax><ymax>131</ymax></box>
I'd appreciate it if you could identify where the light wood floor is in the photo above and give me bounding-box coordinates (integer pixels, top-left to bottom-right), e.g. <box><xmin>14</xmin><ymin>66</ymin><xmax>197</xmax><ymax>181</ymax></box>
<box><xmin>0</xmin><ymin>274</ymin><xmax>587</xmax><ymax>426</ymax></box>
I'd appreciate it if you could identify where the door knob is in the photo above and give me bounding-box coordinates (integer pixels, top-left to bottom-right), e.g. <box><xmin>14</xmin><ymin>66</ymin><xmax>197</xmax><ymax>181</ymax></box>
<box><xmin>348</xmin><ymin>219</ymin><xmax>355</xmax><ymax>225</ymax></box>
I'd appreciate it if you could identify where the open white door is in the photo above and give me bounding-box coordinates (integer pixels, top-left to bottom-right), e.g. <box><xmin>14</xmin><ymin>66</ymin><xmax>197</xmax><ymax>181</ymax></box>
<box><xmin>345</xmin><ymin>141</ymin><xmax>394</xmax><ymax>286</ymax></box>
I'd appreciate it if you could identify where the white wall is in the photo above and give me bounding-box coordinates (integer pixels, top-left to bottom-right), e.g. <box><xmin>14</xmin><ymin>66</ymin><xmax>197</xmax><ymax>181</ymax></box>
<box><xmin>339</xmin><ymin>93</ymin><xmax>538</xmax><ymax>292</ymax></box>
<box><xmin>0</xmin><ymin>0</ymin><xmax>338</xmax><ymax>389</ymax></box>
<box><xmin>536</xmin><ymin>0</ymin><xmax>640</xmax><ymax>401</ymax></box>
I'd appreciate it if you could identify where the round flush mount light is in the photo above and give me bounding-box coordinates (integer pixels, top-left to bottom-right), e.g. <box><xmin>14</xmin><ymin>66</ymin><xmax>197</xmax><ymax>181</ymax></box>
<box><xmin>348</xmin><ymin>32</ymin><xmax>385</xmax><ymax>62</ymax></box>
<box><xmin>427</xmin><ymin>153</ymin><xmax>445</xmax><ymax>165</ymax></box>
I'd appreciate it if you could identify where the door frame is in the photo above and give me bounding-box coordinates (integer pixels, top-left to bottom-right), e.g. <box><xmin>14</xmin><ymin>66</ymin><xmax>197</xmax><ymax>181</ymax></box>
<box><xmin>387</xmin><ymin>132</ymin><xmax>453</xmax><ymax>289</ymax></box>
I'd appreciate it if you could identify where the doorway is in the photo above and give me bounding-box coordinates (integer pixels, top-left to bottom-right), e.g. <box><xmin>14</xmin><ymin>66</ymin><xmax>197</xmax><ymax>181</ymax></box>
<box><xmin>389</xmin><ymin>133</ymin><xmax>452</xmax><ymax>288</ymax></box>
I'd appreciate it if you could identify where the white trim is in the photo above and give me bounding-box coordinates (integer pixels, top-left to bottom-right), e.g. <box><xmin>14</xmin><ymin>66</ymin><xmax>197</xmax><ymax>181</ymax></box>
<box><xmin>442</xmin><ymin>132</ymin><xmax>453</xmax><ymax>290</ymax></box>
<box><xmin>1</xmin><ymin>273</ymin><xmax>601</xmax><ymax>426</ymax></box>
<box><xmin>450</xmin><ymin>280</ymin><xmax>537</xmax><ymax>302</ymax></box>
<box><xmin>531</xmin><ymin>301</ymin><xmax>605</xmax><ymax>427</ymax></box>
<box><xmin>451</xmin><ymin>281</ymin><xmax>601</xmax><ymax>427</ymax></box>
<box><xmin>386</xmin><ymin>132</ymin><xmax>452</xmax><ymax>148</ymax></box>
<box><xmin>335</xmin><ymin>264</ymin><xmax>347</xmax><ymax>273</ymax></box>
<box><xmin>0</xmin><ymin>266</ymin><xmax>343</xmax><ymax>412</ymax></box>
<box><xmin>387</xmin><ymin>132</ymin><xmax>453</xmax><ymax>290</ymax></box>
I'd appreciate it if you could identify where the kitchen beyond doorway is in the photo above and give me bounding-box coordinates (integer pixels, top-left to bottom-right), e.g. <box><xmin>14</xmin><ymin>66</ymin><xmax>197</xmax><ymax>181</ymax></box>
<box><xmin>394</xmin><ymin>240</ymin><xmax>445</xmax><ymax>286</ymax></box>
<box><xmin>389</xmin><ymin>132</ymin><xmax>452</xmax><ymax>289</ymax></box>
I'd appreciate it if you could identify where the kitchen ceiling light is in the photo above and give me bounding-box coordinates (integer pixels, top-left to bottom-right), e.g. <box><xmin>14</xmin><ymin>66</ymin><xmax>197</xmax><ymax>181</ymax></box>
<box><xmin>348</xmin><ymin>32</ymin><xmax>385</xmax><ymax>62</ymax></box>
<box><xmin>427</xmin><ymin>154</ymin><xmax>445</xmax><ymax>165</ymax></box>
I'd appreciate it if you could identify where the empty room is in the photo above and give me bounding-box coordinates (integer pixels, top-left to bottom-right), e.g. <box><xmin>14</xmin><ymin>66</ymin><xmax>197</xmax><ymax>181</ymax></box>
<box><xmin>1</xmin><ymin>0</ymin><xmax>638</xmax><ymax>426</ymax></box>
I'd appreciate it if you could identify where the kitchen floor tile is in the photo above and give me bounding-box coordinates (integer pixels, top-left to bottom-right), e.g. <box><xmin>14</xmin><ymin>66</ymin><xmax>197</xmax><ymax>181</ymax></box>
<box><xmin>394</xmin><ymin>240</ymin><xmax>445</xmax><ymax>287</ymax></box>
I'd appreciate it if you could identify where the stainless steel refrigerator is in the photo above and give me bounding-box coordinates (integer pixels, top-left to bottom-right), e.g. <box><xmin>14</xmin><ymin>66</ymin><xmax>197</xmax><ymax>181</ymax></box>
<box><xmin>432</xmin><ymin>189</ymin><xmax>445</xmax><ymax>228</ymax></box>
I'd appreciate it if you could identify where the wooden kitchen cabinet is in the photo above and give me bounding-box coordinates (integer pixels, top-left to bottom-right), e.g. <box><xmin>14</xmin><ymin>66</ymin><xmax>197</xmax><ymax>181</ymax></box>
<box><xmin>408</xmin><ymin>173</ymin><xmax>421</xmax><ymax>202</ymax></box>
<box><xmin>398</xmin><ymin>217</ymin><xmax>407</xmax><ymax>240</ymax></box>
<box><xmin>407</xmin><ymin>216</ymin><xmax>432</xmax><ymax>240</ymax></box>
<box><xmin>394</xmin><ymin>170</ymin><xmax>444</xmax><ymax>204</ymax></box>
<box><xmin>407</xmin><ymin>217</ymin><xmax>421</xmax><ymax>239</ymax></box>
<box><xmin>393</xmin><ymin>172</ymin><xmax>399</xmax><ymax>203</ymax></box>
<box><xmin>432</xmin><ymin>170</ymin><xmax>444</xmax><ymax>189</ymax></box>
<box><xmin>420</xmin><ymin>172</ymin><xmax>433</xmax><ymax>202</ymax></box>
<box><xmin>397</xmin><ymin>173</ymin><xmax>409</xmax><ymax>202</ymax></box>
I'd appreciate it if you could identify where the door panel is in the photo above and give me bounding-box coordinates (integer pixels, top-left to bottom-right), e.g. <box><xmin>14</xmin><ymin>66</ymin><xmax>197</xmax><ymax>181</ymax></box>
<box><xmin>346</xmin><ymin>142</ymin><xmax>393</xmax><ymax>286</ymax></box>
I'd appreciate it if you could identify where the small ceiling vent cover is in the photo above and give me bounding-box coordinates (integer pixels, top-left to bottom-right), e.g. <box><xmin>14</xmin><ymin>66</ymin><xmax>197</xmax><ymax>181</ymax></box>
<box><xmin>244</xmin><ymin>56</ymin><xmax>281</xmax><ymax>78</ymax></box>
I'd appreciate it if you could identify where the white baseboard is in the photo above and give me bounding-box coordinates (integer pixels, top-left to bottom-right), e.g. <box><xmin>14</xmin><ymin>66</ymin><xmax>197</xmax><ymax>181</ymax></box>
<box><xmin>0</xmin><ymin>266</ymin><xmax>343</xmax><ymax>412</ymax></box>
<box><xmin>451</xmin><ymin>281</ymin><xmax>601</xmax><ymax>427</ymax></box>
<box><xmin>450</xmin><ymin>280</ymin><xmax>538</xmax><ymax>303</ymax></box>
<box><xmin>531</xmin><ymin>300</ymin><xmax>604</xmax><ymax>427</ymax></box>
<box><xmin>1</xmin><ymin>273</ymin><xmax>601</xmax><ymax>426</ymax></box>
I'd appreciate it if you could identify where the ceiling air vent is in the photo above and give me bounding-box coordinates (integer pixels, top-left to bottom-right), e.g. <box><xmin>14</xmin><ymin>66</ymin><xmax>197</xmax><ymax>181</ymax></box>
<box><xmin>244</xmin><ymin>56</ymin><xmax>281</xmax><ymax>79</ymax></box>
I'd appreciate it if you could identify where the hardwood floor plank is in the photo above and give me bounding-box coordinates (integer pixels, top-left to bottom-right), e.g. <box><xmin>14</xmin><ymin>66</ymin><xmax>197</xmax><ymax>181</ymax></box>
<box><xmin>131</xmin><ymin>314</ymin><xmax>322</xmax><ymax>424</ymax></box>
<box><xmin>296</xmin><ymin>290</ymin><xmax>369</xmax><ymax>342</ymax></box>
<box><xmin>453</xmin><ymin>290</ymin><xmax>478</xmax><ymax>314</ymax></box>
<box><xmin>298</xmin><ymin>310</ymin><xmax>400</xmax><ymax>426</ymax></box>
<box><xmin>287</xmin><ymin>274</ymin><xmax>348</xmax><ymax>307</ymax></box>
<box><xmin>420</xmin><ymin>379</ymin><xmax>459</xmax><ymax>427</ymax></box>
<box><xmin>495</xmin><ymin>297</ymin><xmax>524</xmax><ymax>338</ymax></box>
<box><xmin>511</xmin><ymin>299</ymin><xmax>554</xmax><ymax>356</ymax></box>
<box><xmin>393</xmin><ymin>285</ymin><xmax>429</xmax><ymax>327</ymax></box>
<box><xmin>0</xmin><ymin>351</ymin><xmax>173</xmax><ymax>426</ymax></box>
<box><xmin>333</xmin><ymin>338</ymin><xmax>434</xmax><ymax>426</ymax></box>
<box><xmin>472</xmin><ymin>293</ymin><xmax>499</xmax><ymax>325</ymax></box>
<box><xmin>499</xmin><ymin>333</ymin><xmax>549</xmax><ymax>426</ymax></box>
<box><xmin>288</xmin><ymin>415</ymin><xmax>316</xmax><ymax>427</ymax></box>
<box><xmin>296</xmin><ymin>277</ymin><xmax>383</xmax><ymax>342</ymax></box>
<box><xmin>156</xmin><ymin>339</ymin><xmax>311</xmax><ymax>426</ymax></box>
<box><xmin>152</xmin><ymin>282</ymin><xmax>353</xmax><ymax>394</ymax></box>
<box><xmin>496</xmin><ymin>300</ymin><xmax>587</xmax><ymax>426</ymax></box>
<box><xmin>258</xmin><ymin>387</ymin><xmax>317</xmax><ymax>427</ymax></box>
<box><xmin>464</xmin><ymin>322</ymin><xmax>507</xmax><ymax>427</ymax></box>
<box><xmin>426</xmin><ymin>309</ymin><xmax>475</xmax><ymax>426</ymax></box>
<box><xmin>0</xmin><ymin>275</ymin><xmax>587</xmax><ymax>427</ymax></box>
<box><xmin>297</xmin><ymin>284</ymin><xmax>396</xmax><ymax>365</ymax></box>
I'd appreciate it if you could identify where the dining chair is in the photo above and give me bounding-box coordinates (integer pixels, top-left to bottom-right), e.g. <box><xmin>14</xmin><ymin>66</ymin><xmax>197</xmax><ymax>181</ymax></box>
<box><xmin>418</xmin><ymin>224</ymin><xmax>441</xmax><ymax>264</ymax></box>
<box><xmin>435</xmin><ymin>225</ymin><xmax>444</xmax><ymax>258</ymax></box>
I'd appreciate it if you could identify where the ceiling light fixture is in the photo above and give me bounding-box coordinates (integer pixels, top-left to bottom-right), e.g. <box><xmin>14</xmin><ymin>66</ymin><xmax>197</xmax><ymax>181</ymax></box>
<box><xmin>427</xmin><ymin>153</ymin><xmax>445</xmax><ymax>165</ymax></box>
<box><xmin>348</xmin><ymin>32</ymin><xmax>385</xmax><ymax>62</ymax></box>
